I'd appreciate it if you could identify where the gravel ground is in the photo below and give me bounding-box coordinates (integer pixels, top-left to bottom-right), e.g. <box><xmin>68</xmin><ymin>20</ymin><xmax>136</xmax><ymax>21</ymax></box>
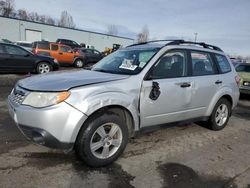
<box><xmin>0</xmin><ymin>74</ymin><xmax>250</xmax><ymax>188</ymax></box>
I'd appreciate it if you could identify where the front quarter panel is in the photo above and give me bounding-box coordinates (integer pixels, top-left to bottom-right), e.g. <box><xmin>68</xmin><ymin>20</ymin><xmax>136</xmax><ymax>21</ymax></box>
<box><xmin>65</xmin><ymin>80</ymin><xmax>141</xmax><ymax>132</ymax></box>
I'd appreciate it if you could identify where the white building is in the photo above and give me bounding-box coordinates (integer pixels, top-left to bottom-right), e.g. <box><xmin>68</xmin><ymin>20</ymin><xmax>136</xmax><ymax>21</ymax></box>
<box><xmin>0</xmin><ymin>16</ymin><xmax>134</xmax><ymax>51</ymax></box>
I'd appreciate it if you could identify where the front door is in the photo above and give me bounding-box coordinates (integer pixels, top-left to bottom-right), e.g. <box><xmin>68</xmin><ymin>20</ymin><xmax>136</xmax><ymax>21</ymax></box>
<box><xmin>140</xmin><ymin>50</ymin><xmax>193</xmax><ymax>127</ymax></box>
<box><xmin>3</xmin><ymin>45</ymin><xmax>34</xmax><ymax>72</ymax></box>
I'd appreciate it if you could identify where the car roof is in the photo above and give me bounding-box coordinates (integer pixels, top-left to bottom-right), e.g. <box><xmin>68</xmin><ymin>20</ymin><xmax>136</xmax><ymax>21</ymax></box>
<box><xmin>16</xmin><ymin>41</ymin><xmax>32</xmax><ymax>44</ymax></box>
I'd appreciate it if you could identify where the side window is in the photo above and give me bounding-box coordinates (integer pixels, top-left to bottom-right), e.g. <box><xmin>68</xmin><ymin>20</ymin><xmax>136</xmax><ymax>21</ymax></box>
<box><xmin>215</xmin><ymin>54</ymin><xmax>231</xmax><ymax>73</ymax></box>
<box><xmin>151</xmin><ymin>51</ymin><xmax>187</xmax><ymax>79</ymax></box>
<box><xmin>5</xmin><ymin>45</ymin><xmax>27</xmax><ymax>56</ymax></box>
<box><xmin>191</xmin><ymin>51</ymin><xmax>215</xmax><ymax>76</ymax></box>
<box><xmin>86</xmin><ymin>49</ymin><xmax>93</xmax><ymax>54</ymax></box>
<box><xmin>0</xmin><ymin>44</ymin><xmax>5</xmax><ymax>54</ymax></box>
<box><xmin>51</xmin><ymin>44</ymin><xmax>59</xmax><ymax>51</ymax></box>
<box><xmin>93</xmin><ymin>50</ymin><xmax>100</xmax><ymax>55</ymax></box>
<box><xmin>60</xmin><ymin>46</ymin><xmax>72</xmax><ymax>53</ymax></box>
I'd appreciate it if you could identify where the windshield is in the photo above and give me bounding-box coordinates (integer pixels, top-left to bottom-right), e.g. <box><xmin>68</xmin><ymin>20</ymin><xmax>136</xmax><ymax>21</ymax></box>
<box><xmin>92</xmin><ymin>48</ymin><xmax>159</xmax><ymax>75</ymax></box>
<box><xmin>236</xmin><ymin>65</ymin><xmax>250</xmax><ymax>73</ymax></box>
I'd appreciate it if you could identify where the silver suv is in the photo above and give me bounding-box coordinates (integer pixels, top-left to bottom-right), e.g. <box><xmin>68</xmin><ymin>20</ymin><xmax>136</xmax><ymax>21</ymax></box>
<box><xmin>8</xmin><ymin>40</ymin><xmax>240</xmax><ymax>167</ymax></box>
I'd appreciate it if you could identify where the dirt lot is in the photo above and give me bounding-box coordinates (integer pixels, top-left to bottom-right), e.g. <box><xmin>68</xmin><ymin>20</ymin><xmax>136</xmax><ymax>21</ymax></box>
<box><xmin>0</xmin><ymin>73</ymin><xmax>250</xmax><ymax>188</ymax></box>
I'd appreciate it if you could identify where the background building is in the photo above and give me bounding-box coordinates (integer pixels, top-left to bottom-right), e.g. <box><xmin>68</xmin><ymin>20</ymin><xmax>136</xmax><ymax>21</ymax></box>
<box><xmin>0</xmin><ymin>16</ymin><xmax>134</xmax><ymax>51</ymax></box>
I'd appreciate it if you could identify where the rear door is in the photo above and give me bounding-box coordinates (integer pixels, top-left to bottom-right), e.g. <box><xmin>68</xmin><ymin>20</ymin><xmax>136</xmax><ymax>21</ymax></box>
<box><xmin>49</xmin><ymin>44</ymin><xmax>59</xmax><ymax>61</ymax></box>
<box><xmin>57</xmin><ymin>45</ymin><xmax>74</xmax><ymax>63</ymax></box>
<box><xmin>186</xmin><ymin>50</ymin><xmax>221</xmax><ymax>118</ymax></box>
<box><xmin>140</xmin><ymin>50</ymin><xmax>193</xmax><ymax>127</ymax></box>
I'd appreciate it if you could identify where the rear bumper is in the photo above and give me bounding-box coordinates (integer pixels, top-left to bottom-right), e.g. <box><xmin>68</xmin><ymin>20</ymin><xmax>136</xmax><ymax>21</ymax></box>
<box><xmin>7</xmin><ymin>96</ymin><xmax>88</xmax><ymax>149</ymax></box>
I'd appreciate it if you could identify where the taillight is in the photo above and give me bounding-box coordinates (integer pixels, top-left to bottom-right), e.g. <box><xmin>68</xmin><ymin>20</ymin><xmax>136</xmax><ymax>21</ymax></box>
<box><xmin>235</xmin><ymin>75</ymin><xmax>241</xmax><ymax>87</ymax></box>
<box><xmin>33</xmin><ymin>49</ymin><xmax>38</xmax><ymax>54</ymax></box>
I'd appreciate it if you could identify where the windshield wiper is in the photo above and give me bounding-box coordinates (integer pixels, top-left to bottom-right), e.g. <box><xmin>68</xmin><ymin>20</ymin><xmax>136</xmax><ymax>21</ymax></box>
<box><xmin>92</xmin><ymin>68</ymin><xmax>118</xmax><ymax>74</ymax></box>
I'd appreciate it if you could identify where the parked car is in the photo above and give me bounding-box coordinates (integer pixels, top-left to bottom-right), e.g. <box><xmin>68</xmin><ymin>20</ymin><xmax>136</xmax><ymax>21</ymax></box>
<box><xmin>56</xmin><ymin>39</ymin><xmax>82</xmax><ymax>49</ymax></box>
<box><xmin>7</xmin><ymin>40</ymin><xmax>240</xmax><ymax>167</ymax></box>
<box><xmin>15</xmin><ymin>41</ymin><xmax>33</xmax><ymax>52</ymax></box>
<box><xmin>235</xmin><ymin>63</ymin><xmax>250</xmax><ymax>94</ymax></box>
<box><xmin>0</xmin><ymin>42</ymin><xmax>59</xmax><ymax>74</ymax></box>
<box><xmin>77</xmin><ymin>48</ymin><xmax>104</xmax><ymax>65</ymax></box>
<box><xmin>32</xmin><ymin>41</ymin><xmax>85</xmax><ymax>67</ymax></box>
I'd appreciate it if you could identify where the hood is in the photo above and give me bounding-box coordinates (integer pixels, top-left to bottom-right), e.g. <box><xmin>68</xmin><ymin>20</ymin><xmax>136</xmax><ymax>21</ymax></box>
<box><xmin>18</xmin><ymin>70</ymin><xmax>129</xmax><ymax>91</ymax></box>
<box><xmin>239</xmin><ymin>72</ymin><xmax>250</xmax><ymax>81</ymax></box>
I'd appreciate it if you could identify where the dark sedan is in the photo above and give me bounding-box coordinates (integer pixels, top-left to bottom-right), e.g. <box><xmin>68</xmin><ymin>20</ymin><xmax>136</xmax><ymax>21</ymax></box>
<box><xmin>0</xmin><ymin>42</ymin><xmax>59</xmax><ymax>74</ymax></box>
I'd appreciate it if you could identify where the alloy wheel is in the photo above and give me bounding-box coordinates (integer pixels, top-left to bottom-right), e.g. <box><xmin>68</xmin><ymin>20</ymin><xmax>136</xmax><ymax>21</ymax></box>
<box><xmin>215</xmin><ymin>104</ymin><xmax>229</xmax><ymax>126</ymax></box>
<box><xmin>90</xmin><ymin>123</ymin><xmax>123</xmax><ymax>159</ymax></box>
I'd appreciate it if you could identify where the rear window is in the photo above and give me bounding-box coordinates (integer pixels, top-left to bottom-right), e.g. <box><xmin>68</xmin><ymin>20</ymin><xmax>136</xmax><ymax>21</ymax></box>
<box><xmin>215</xmin><ymin>55</ymin><xmax>231</xmax><ymax>73</ymax></box>
<box><xmin>236</xmin><ymin>65</ymin><xmax>250</xmax><ymax>73</ymax></box>
<box><xmin>36</xmin><ymin>42</ymin><xmax>50</xmax><ymax>49</ymax></box>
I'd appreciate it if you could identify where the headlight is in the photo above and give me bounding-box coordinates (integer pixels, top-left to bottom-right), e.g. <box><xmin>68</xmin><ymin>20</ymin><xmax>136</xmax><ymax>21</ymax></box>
<box><xmin>22</xmin><ymin>91</ymin><xmax>70</xmax><ymax>108</ymax></box>
<box><xmin>243</xmin><ymin>81</ymin><xmax>250</xmax><ymax>86</ymax></box>
<box><xmin>54</xmin><ymin>59</ymin><xmax>58</xmax><ymax>63</ymax></box>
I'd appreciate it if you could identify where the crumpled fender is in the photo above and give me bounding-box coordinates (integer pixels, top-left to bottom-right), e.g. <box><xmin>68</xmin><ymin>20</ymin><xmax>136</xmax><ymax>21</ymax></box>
<box><xmin>66</xmin><ymin>90</ymin><xmax>140</xmax><ymax>132</ymax></box>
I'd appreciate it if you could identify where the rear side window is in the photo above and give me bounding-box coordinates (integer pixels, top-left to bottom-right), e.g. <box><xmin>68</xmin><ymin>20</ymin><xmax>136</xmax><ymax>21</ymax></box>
<box><xmin>51</xmin><ymin>44</ymin><xmax>59</xmax><ymax>51</ymax></box>
<box><xmin>215</xmin><ymin>55</ymin><xmax>231</xmax><ymax>73</ymax></box>
<box><xmin>37</xmin><ymin>42</ymin><xmax>50</xmax><ymax>49</ymax></box>
<box><xmin>191</xmin><ymin>51</ymin><xmax>215</xmax><ymax>76</ymax></box>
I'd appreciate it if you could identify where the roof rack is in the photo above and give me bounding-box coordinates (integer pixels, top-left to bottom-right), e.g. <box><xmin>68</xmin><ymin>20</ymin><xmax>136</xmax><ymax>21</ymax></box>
<box><xmin>166</xmin><ymin>40</ymin><xmax>223</xmax><ymax>52</ymax></box>
<box><xmin>127</xmin><ymin>39</ymin><xmax>223</xmax><ymax>52</ymax></box>
<box><xmin>127</xmin><ymin>40</ymin><xmax>184</xmax><ymax>47</ymax></box>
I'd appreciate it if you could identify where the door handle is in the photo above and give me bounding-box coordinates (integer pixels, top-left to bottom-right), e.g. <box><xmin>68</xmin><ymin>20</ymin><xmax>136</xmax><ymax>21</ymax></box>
<box><xmin>58</xmin><ymin>52</ymin><xmax>63</xmax><ymax>55</ymax></box>
<box><xmin>215</xmin><ymin>80</ymin><xmax>222</xmax><ymax>84</ymax></box>
<box><xmin>177</xmin><ymin>82</ymin><xmax>191</xmax><ymax>88</ymax></box>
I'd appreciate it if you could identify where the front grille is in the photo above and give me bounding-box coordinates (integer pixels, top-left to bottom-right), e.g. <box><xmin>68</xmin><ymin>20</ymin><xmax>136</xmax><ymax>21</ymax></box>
<box><xmin>10</xmin><ymin>86</ymin><xmax>28</xmax><ymax>105</ymax></box>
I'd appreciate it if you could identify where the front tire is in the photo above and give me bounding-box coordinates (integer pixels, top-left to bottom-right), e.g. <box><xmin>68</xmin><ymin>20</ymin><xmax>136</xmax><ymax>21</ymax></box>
<box><xmin>36</xmin><ymin>62</ymin><xmax>52</xmax><ymax>74</ymax></box>
<box><xmin>75</xmin><ymin>113</ymin><xmax>128</xmax><ymax>167</ymax></box>
<box><xmin>207</xmin><ymin>98</ymin><xmax>231</xmax><ymax>131</ymax></box>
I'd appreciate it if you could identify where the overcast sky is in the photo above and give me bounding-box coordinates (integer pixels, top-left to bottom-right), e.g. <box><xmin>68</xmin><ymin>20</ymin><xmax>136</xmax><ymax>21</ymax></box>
<box><xmin>15</xmin><ymin>0</ymin><xmax>250</xmax><ymax>56</ymax></box>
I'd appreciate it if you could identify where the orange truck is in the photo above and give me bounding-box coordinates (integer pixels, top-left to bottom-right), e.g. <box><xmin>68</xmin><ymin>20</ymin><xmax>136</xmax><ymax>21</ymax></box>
<box><xmin>32</xmin><ymin>41</ymin><xmax>85</xmax><ymax>68</ymax></box>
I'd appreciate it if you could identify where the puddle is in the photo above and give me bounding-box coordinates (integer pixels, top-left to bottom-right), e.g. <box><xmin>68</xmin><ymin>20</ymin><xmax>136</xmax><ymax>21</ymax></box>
<box><xmin>158</xmin><ymin>163</ymin><xmax>236</xmax><ymax>188</ymax></box>
<box><xmin>72</xmin><ymin>160</ymin><xmax>135</xmax><ymax>188</ymax></box>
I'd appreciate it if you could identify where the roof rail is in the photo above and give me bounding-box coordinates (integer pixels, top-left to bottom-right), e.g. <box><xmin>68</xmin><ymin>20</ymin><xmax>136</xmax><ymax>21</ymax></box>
<box><xmin>127</xmin><ymin>39</ymin><xmax>223</xmax><ymax>52</ymax></box>
<box><xmin>127</xmin><ymin>39</ymin><xmax>184</xmax><ymax>47</ymax></box>
<box><xmin>166</xmin><ymin>40</ymin><xmax>223</xmax><ymax>52</ymax></box>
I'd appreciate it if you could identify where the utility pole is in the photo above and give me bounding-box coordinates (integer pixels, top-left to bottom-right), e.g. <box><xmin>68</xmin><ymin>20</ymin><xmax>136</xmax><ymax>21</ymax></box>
<box><xmin>194</xmin><ymin>32</ymin><xmax>198</xmax><ymax>42</ymax></box>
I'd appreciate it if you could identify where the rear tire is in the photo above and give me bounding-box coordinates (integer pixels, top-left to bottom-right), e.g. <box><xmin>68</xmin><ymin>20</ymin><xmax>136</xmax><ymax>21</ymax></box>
<box><xmin>207</xmin><ymin>98</ymin><xmax>231</xmax><ymax>131</ymax></box>
<box><xmin>75</xmin><ymin>113</ymin><xmax>128</xmax><ymax>167</ymax></box>
<box><xmin>74</xmin><ymin>59</ymin><xmax>84</xmax><ymax>68</ymax></box>
<box><xmin>36</xmin><ymin>62</ymin><xmax>52</xmax><ymax>74</ymax></box>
